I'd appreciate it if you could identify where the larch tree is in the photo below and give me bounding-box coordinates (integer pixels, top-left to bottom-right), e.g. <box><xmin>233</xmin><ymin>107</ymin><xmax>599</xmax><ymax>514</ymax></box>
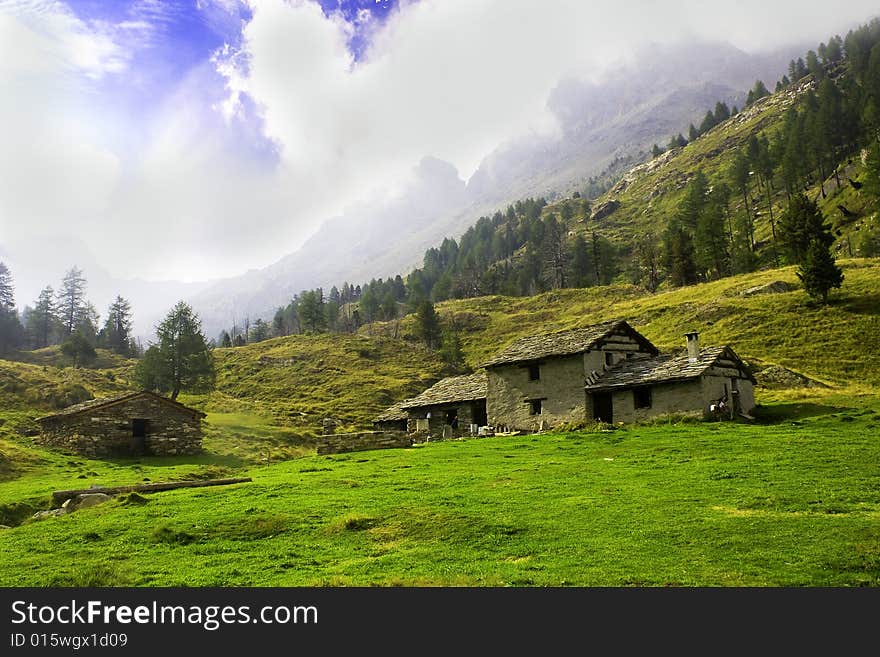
<box><xmin>57</xmin><ymin>267</ymin><xmax>87</xmax><ymax>336</ymax></box>
<box><xmin>135</xmin><ymin>301</ymin><xmax>215</xmax><ymax>400</ymax></box>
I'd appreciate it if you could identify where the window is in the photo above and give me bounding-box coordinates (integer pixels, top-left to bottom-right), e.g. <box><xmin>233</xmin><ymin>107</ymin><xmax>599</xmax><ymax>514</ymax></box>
<box><xmin>605</xmin><ymin>352</ymin><xmax>614</xmax><ymax>366</ymax></box>
<box><xmin>529</xmin><ymin>399</ymin><xmax>542</xmax><ymax>415</ymax></box>
<box><xmin>634</xmin><ymin>387</ymin><xmax>652</xmax><ymax>410</ymax></box>
<box><xmin>528</xmin><ymin>364</ymin><xmax>540</xmax><ymax>381</ymax></box>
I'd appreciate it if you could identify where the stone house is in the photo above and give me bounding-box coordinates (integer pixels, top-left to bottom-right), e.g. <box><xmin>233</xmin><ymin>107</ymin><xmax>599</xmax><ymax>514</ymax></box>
<box><xmin>374</xmin><ymin>320</ymin><xmax>756</xmax><ymax>433</ymax></box>
<box><xmin>584</xmin><ymin>333</ymin><xmax>756</xmax><ymax>423</ymax></box>
<box><xmin>36</xmin><ymin>390</ymin><xmax>206</xmax><ymax>457</ymax></box>
<box><xmin>373</xmin><ymin>371</ymin><xmax>487</xmax><ymax>438</ymax></box>
<box><xmin>480</xmin><ymin>320</ymin><xmax>659</xmax><ymax>431</ymax></box>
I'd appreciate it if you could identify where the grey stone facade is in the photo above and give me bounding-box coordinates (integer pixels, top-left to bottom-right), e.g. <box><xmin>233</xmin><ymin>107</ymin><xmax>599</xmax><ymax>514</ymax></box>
<box><xmin>37</xmin><ymin>391</ymin><xmax>205</xmax><ymax>457</ymax></box>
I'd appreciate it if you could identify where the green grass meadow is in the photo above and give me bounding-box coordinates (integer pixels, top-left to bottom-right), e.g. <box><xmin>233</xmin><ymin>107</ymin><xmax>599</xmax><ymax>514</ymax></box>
<box><xmin>1</xmin><ymin>390</ymin><xmax>877</xmax><ymax>587</ymax></box>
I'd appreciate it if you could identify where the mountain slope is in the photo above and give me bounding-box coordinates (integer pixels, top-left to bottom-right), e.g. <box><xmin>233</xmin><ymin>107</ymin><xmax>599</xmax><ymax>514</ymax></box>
<box><xmin>195</xmin><ymin>259</ymin><xmax>880</xmax><ymax>434</ymax></box>
<box><xmin>187</xmin><ymin>40</ymin><xmax>801</xmax><ymax>339</ymax></box>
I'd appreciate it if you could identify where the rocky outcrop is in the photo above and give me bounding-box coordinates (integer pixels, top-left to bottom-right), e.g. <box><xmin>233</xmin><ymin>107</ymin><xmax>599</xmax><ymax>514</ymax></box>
<box><xmin>589</xmin><ymin>199</ymin><xmax>621</xmax><ymax>222</ymax></box>
<box><xmin>739</xmin><ymin>281</ymin><xmax>793</xmax><ymax>297</ymax></box>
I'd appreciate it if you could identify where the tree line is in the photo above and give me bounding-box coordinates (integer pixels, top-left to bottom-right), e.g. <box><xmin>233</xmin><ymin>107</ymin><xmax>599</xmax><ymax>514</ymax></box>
<box><xmin>0</xmin><ymin>264</ymin><xmax>138</xmax><ymax>364</ymax></box>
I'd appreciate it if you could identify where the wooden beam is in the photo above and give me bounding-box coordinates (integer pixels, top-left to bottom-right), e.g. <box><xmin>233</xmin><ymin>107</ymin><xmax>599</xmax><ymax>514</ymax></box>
<box><xmin>52</xmin><ymin>477</ymin><xmax>252</xmax><ymax>507</ymax></box>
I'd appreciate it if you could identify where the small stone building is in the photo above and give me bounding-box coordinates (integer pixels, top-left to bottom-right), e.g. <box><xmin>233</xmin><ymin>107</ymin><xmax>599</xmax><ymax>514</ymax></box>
<box><xmin>481</xmin><ymin>320</ymin><xmax>659</xmax><ymax>431</ymax></box>
<box><xmin>36</xmin><ymin>390</ymin><xmax>206</xmax><ymax>457</ymax></box>
<box><xmin>584</xmin><ymin>335</ymin><xmax>756</xmax><ymax>423</ymax></box>
<box><xmin>376</xmin><ymin>371</ymin><xmax>487</xmax><ymax>439</ymax></box>
<box><xmin>372</xmin><ymin>401</ymin><xmax>410</xmax><ymax>432</ymax></box>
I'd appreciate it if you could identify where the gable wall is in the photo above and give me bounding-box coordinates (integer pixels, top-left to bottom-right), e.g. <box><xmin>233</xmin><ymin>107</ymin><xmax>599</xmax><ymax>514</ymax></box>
<box><xmin>487</xmin><ymin>354</ymin><xmax>586</xmax><ymax>431</ymax></box>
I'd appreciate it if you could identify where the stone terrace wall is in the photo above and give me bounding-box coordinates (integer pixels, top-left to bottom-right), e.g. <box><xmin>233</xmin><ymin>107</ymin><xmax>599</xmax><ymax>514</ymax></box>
<box><xmin>38</xmin><ymin>395</ymin><xmax>202</xmax><ymax>457</ymax></box>
<box><xmin>316</xmin><ymin>431</ymin><xmax>414</xmax><ymax>455</ymax></box>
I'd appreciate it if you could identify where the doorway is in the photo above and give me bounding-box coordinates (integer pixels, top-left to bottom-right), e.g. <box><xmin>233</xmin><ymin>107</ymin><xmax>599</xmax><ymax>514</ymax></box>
<box><xmin>592</xmin><ymin>393</ymin><xmax>613</xmax><ymax>423</ymax></box>
<box><xmin>132</xmin><ymin>418</ymin><xmax>148</xmax><ymax>455</ymax></box>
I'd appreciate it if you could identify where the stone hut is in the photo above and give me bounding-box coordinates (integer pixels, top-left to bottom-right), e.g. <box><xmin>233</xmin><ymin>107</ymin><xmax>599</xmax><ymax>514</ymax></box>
<box><xmin>372</xmin><ymin>401</ymin><xmax>410</xmax><ymax>432</ymax></box>
<box><xmin>36</xmin><ymin>390</ymin><xmax>206</xmax><ymax>457</ymax></box>
<box><xmin>394</xmin><ymin>371</ymin><xmax>488</xmax><ymax>438</ymax></box>
<box><xmin>480</xmin><ymin>320</ymin><xmax>659</xmax><ymax>431</ymax></box>
<box><xmin>584</xmin><ymin>336</ymin><xmax>756</xmax><ymax>423</ymax></box>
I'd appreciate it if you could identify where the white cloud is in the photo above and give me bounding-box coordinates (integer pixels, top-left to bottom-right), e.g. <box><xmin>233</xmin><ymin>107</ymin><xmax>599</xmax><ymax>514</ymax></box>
<box><xmin>2</xmin><ymin>0</ymin><xmax>879</xmax><ymax>300</ymax></box>
<box><xmin>0</xmin><ymin>4</ymin><xmax>124</xmax><ymax>246</ymax></box>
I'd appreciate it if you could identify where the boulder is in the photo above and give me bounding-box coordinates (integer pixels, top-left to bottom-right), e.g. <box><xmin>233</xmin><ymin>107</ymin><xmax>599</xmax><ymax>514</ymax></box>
<box><xmin>75</xmin><ymin>493</ymin><xmax>112</xmax><ymax>510</ymax></box>
<box><xmin>740</xmin><ymin>281</ymin><xmax>793</xmax><ymax>297</ymax></box>
<box><xmin>589</xmin><ymin>199</ymin><xmax>621</xmax><ymax>222</ymax></box>
<box><xmin>756</xmin><ymin>365</ymin><xmax>828</xmax><ymax>389</ymax></box>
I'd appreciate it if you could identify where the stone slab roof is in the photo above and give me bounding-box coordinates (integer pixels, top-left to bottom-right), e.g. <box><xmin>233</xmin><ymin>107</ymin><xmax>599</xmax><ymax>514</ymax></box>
<box><xmin>37</xmin><ymin>390</ymin><xmax>207</xmax><ymax>422</ymax></box>
<box><xmin>372</xmin><ymin>400</ymin><xmax>410</xmax><ymax>423</ymax></box>
<box><xmin>480</xmin><ymin>320</ymin><xmax>656</xmax><ymax>368</ymax></box>
<box><xmin>585</xmin><ymin>345</ymin><xmax>754</xmax><ymax>391</ymax></box>
<box><xmin>398</xmin><ymin>371</ymin><xmax>487</xmax><ymax>410</ymax></box>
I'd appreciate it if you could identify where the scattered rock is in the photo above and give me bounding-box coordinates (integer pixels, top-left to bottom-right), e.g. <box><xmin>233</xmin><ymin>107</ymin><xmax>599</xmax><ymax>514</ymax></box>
<box><xmin>75</xmin><ymin>493</ymin><xmax>112</xmax><ymax>510</ymax></box>
<box><xmin>740</xmin><ymin>281</ymin><xmax>793</xmax><ymax>297</ymax></box>
<box><xmin>32</xmin><ymin>508</ymin><xmax>68</xmax><ymax>520</ymax></box>
<box><xmin>120</xmin><ymin>493</ymin><xmax>149</xmax><ymax>506</ymax></box>
<box><xmin>756</xmin><ymin>365</ymin><xmax>828</xmax><ymax>389</ymax></box>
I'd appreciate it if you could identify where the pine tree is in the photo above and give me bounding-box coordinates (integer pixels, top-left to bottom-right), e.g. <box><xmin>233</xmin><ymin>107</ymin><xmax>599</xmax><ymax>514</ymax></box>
<box><xmin>568</xmin><ymin>234</ymin><xmax>593</xmax><ymax>288</ymax></box>
<box><xmin>778</xmin><ymin>193</ymin><xmax>834</xmax><ymax>264</ymax></box>
<box><xmin>0</xmin><ymin>262</ymin><xmax>13</xmax><ymax>310</ymax></box>
<box><xmin>249</xmin><ymin>318</ymin><xmax>269</xmax><ymax>342</ymax></box>
<box><xmin>0</xmin><ymin>261</ymin><xmax>23</xmax><ymax>354</ymax></box>
<box><xmin>27</xmin><ymin>286</ymin><xmax>57</xmax><ymax>349</ymax></box>
<box><xmin>135</xmin><ymin>301</ymin><xmax>215</xmax><ymax>400</ymax></box>
<box><xmin>219</xmin><ymin>330</ymin><xmax>233</xmax><ymax>348</ymax></box>
<box><xmin>101</xmin><ymin>296</ymin><xmax>133</xmax><ymax>355</ymax></box>
<box><xmin>662</xmin><ymin>224</ymin><xmax>698</xmax><ymax>287</ymax></box>
<box><xmin>797</xmin><ymin>239</ymin><xmax>844</xmax><ymax>303</ymax></box>
<box><xmin>57</xmin><ymin>267</ymin><xmax>87</xmax><ymax>336</ymax></box>
<box><xmin>438</xmin><ymin>328</ymin><xmax>464</xmax><ymax>368</ymax></box>
<box><xmin>415</xmin><ymin>300</ymin><xmax>441</xmax><ymax>349</ymax></box>
<box><xmin>60</xmin><ymin>331</ymin><xmax>96</xmax><ymax>368</ymax></box>
<box><xmin>651</xmin><ymin>143</ymin><xmax>663</xmax><ymax>158</ymax></box>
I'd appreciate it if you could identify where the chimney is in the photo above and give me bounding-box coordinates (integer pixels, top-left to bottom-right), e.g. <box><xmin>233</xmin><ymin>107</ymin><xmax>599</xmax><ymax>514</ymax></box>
<box><xmin>685</xmin><ymin>331</ymin><xmax>699</xmax><ymax>362</ymax></box>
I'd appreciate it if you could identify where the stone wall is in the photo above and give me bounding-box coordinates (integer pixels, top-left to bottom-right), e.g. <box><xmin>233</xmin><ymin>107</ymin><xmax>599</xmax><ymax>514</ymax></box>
<box><xmin>316</xmin><ymin>431</ymin><xmax>414</xmax><ymax>455</ymax></box>
<box><xmin>601</xmin><ymin>379</ymin><xmax>704</xmax><ymax>424</ymax></box>
<box><xmin>590</xmin><ymin>374</ymin><xmax>756</xmax><ymax>424</ymax></box>
<box><xmin>38</xmin><ymin>395</ymin><xmax>202</xmax><ymax>457</ymax></box>
<box><xmin>701</xmin><ymin>375</ymin><xmax>756</xmax><ymax>417</ymax></box>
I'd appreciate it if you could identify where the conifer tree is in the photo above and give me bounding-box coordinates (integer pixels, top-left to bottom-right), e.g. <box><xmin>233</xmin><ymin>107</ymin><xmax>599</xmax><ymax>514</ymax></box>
<box><xmin>135</xmin><ymin>301</ymin><xmax>215</xmax><ymax>400</ymax></box>
<box><xmin>57</xmin><ymin>267</ymin><xmax>87</xmax><ymax>336</ymax></box>
<box><xmin>797</xmin><ymin>239</ymin><xmax>844</xmax><ymax>303</ymax></box>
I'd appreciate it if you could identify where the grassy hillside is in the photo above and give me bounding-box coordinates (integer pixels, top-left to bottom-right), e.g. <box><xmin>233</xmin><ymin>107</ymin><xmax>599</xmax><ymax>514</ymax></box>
<box><xmin>534</xmin><ymin>75</ymin><xmax>876</xmax><ymax>265</ymax></box>
<box><xmin>1</xmin><ymin>394</ymin><xmax>877</xmax><ymax>586</ymax></box>
<box><xmin>183</xmin><ymin>332</ymin><xmax>454</xmax><ymax>434</ymax></box>
<box><xmin>374</xmin><ymin>258</ymin><xmax>880</xmax><ymax>392</ymax></box>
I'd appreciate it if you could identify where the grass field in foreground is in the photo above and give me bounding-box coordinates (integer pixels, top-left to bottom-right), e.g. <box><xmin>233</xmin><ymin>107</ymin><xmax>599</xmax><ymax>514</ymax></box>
<box><xmin>0</xmin><ymin>391</ymin><xmax>877</xmax><ymax>587</ymax></box>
